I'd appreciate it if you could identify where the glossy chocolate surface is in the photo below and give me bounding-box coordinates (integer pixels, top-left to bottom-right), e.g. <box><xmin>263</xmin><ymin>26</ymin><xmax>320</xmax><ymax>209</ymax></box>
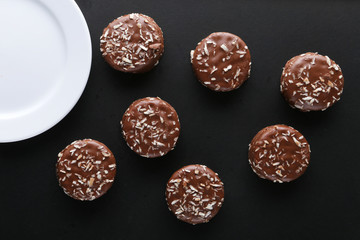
<box><xmin>248</xmin><ymin>125</ymin><xmax>310</xmax><ymax>183</ymax></box>
<box><xmin>56</xmin><ymin>139</ymin><xmax>116</xmax><ymax>201</ymax></box>
<box><xmin>166</xmin><ymin>164</ymin><xmax>224</xmax><ymax>225</ymax></box>
<box><xmin>191</xmin><ymin>32</ymin><xmax>251</xmax><ymax>92</ymax></box>
<box><xmin>281</xmin><ymin>52</ymin><xmax>344</xmax><ymax>111</ymax></box>
<box><xmin>100</xmin><ymin>13</ymin><xmax>164</xmax><ymax>73</ymax></box>
<box><xmin>121</xmin><ymin>97</ymin><xmax>180</xmax><ymax>158</ymax></box>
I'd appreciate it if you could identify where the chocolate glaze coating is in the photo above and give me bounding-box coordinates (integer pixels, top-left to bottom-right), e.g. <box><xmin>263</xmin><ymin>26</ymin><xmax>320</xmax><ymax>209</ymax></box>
<box><xmin>191</xmin><ymin>32</ymin><xmax>251</xmax><ymax>92</ymax></box>
<box><xmin>248</xmin><ymin>125</ymin><xmax>310</xmax><ymax>183</ymax></box>
<box><xmin>281</xmin><ymin>52</ymin><xmax>344</xmax><ymax>111</ymax></box>
<box><xmin>121</xmin><ymin>97</ymin><xmax>180</xmax><ymax>158</ymax></box>
<box><xmin>100</xmin><ymin>13</ymin><xmax>164</xmax><ymax>73</ymax></box>
<box><xmin>166</xmin><ymin>164</ymin><xmax>224</xmax><ymax>225</ymax></box>
<box><xmin>56</xmin><ymin>139</ymin><xmax>116</xmax><ymax>201</ymax></box>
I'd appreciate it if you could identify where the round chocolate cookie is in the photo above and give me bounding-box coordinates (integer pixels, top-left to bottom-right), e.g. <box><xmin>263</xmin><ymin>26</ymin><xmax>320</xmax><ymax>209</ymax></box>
<box><xmin>281</xmin><ymin>52</ymin><xmax>344</xmax><ymax>111</ymax></box>
<box><xmin>165</xmin><ymin>164</ymin><xmax>224</xmax><ymax>225</ymax></box>
<box><xmin>248</xmin><ymin>125</ymin><xmax>310</xmax><ymax>183</ymax></box>
<box><xmin>56</xmin><ymin>139</ymin><xmax>116</xmax><ymax>201</ymax></box>
<box><xmin>121</xmin><ymin>97</ymin><xmax>180</xmax><ymax>158</ymax></box>
<box><xmin>191</xmin><ymin>32</ymin><xmax>251</xmax><ymax>92</ymax></box>
<box><xmin>100</xmin><ymin>13</ymin><xmax>164</xmax><ymax>73</ymax></box>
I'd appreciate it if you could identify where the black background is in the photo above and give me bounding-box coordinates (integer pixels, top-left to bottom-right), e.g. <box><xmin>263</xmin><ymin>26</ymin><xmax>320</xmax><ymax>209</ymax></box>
<box><xmin>1</xmin><ymin>0</ymin><xmax>360</xmax><ymax>239</ymax></box>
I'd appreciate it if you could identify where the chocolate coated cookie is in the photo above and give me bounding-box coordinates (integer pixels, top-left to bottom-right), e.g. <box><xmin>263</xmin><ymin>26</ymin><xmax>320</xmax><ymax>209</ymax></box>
<box><xmin>191</xmin><ymin>32</ymin><xmax>251</xmax><ymax>92</ymax></box>
<box><xmin>100</xmin><ymin>13</ymin><xmax>164</xmax><ymax>73</ymax></box>
<box><xmin>281</xmin><ymin>52</ymin><xmax>344</xmax><ymax>111</ymax></box>
<box><xmin>248</xmin><ymin>125</ymin><xmax>310</xmax><ymax>183</ymax></box>
<box><xmin>56</xmin><ymin>139</ymin><xmax>116</xmax><ymax>201</ymax></box>
<box><xmin>121</xmin><ymin>97</ymin><xmax>180</xmax><ymax>158</ymax></box>
<box><xmin>166</xmin><ymin>164</ymin><xmax>224</xmax><ymax>225</ymax></box>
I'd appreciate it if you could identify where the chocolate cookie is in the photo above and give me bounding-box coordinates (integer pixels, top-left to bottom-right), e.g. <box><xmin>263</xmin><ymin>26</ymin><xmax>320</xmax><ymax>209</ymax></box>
<box><xmin>121</xmin><ymin>97</ymin><xmax>180</xmax><ymax>158</ymax></box>
<box><xmin>56</xmin><ymin>139</ymin><xmax>116</xmax><ymax>201</ymax></box>
<box><xmin>281</xmin><ymin>52</ymin><xmax>344</xmax><ymax>111</ymax></box>
<box><xmin>100</xmin><ymin>13</ymin><xmax>164</xmax><ymax>73</ymax></box>
<box><xmin>165</xmin><ymin>164</ymin><xmax>224</xmax><ymax>225</ymax></box>
<box><xmin>248</xmin><ymin>125</ymin><xmax>310</xmax><ymax>183</ymax></box>
<box><xmin>191</xmin><ymin>32</ymin><xmax>251</xmax><ymax>92</ymax></box>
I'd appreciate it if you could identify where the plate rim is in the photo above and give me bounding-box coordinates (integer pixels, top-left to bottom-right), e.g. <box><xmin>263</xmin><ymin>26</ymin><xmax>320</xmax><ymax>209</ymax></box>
<box><xmin>0</xmin><ymin>0</ymin><xmax>92</xmax><ymax>143</ymax></box>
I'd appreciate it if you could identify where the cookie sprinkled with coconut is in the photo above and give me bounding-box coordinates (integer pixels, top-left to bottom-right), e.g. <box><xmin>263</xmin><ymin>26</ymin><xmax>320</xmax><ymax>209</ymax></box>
<box><xmin>248</xmin><ymin>125</ymin><xmax>310</xmax><ymax>183</ymax></box>
<box><xmin>281</xmin><ymin>52</ymin><xmax>344</xmax><ymax>111</ymax></box>
<box><xmin>191</xmin><ymin>32</ymin><xmax>251</xmax><ymax>92</ymax></box>
<box><xmin>166</xmin><ymin>164</ymin><xmax>224</xmax><ymax>224</ymax></box>
<box><xmin>121</xmin><ymin>97</ymin><xmax>180</xmax><ymax>158</ymax></box>
<box><xmin>100</xmin><ymin>13</ymin><xmax>164</xmax><ymax>73</ymax></box>
<box><xmin>56</xmin><ymin>139</ymin><xmax>116</xmax><ymax>201</ymax></box>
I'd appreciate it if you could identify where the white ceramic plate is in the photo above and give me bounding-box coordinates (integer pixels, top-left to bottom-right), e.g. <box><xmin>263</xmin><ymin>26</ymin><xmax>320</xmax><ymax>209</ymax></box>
<box><xmin>0</xmin><ymin>0</ymin><xmax>92</xmax><ymax>142</ymax></box>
